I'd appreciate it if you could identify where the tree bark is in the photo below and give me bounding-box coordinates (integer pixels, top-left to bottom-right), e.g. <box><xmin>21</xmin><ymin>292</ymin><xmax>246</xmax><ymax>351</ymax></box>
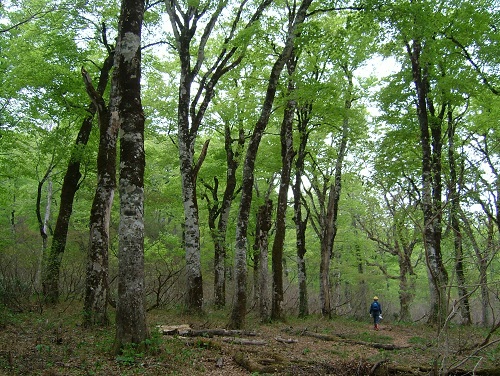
<box><xmin>113</xmin><ymin>0</ymin><xmax>148</xmax><ymax>351</ymax></box>
<box><xmin>229</xmin><ymin>0</ymin><xmax>313</xmax><ymax>329</ymax></box>
<box><xmin>82</xmin><ymin>46</ymin><xmax>115</xmax><ymax>327</ymax></box>
<box><xmin>460</xmin><ymin>209</ymin><xmax>492</xmax><ymax>326</ymax></box>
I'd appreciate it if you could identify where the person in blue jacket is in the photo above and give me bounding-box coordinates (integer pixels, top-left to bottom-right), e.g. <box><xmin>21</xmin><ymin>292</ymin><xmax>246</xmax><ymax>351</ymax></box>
<box><xmin>369</xmin><ymin>296</ymin><xmax>382</xmax><ymax>330</ymax></box>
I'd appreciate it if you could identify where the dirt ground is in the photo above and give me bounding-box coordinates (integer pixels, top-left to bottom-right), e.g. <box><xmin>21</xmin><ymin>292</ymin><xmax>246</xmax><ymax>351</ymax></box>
<box><xmin>0</xmin><ymin>305</ymin><xmax>499</xmax><ymax>375</ymax></box>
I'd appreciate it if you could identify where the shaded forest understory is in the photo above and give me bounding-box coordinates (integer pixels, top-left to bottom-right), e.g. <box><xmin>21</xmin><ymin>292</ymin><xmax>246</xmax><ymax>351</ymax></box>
<box><xmin>1</xmin><ymin>304</ymin><xmax>499</xmax><ymax>376</ymax></box>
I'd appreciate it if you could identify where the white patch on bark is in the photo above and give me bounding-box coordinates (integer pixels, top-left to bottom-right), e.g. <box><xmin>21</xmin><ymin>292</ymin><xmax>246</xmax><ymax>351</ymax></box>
<box><xmin>121</xmin><ymin>32</ymin><xmax>140</xmax><ymax>64</ymax></box>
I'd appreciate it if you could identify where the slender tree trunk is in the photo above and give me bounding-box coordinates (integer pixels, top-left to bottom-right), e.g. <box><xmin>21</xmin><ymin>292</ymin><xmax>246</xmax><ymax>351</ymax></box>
<box><xmin>319</xmin><ymin>66</ymin><xmax>352</xmax><ymax>318</ymax></box>
<box><xmin>41</xmin><ymin>102</ymin><xmax>97</xmax><ymax>304</ymax></box>
<box><xmin>293</xmin><ymin>105</ymin><xmax>311</xmax><ymax>318</ymax></box>
<box><xmin>271</xmin><ymin>55</ymin><xmax>297</xmax><ymax>321</ymax></box>
<box><xmin>398</xmin><ymin>252</ymin><xmax>415</xmax><ymax>322</ymax></box>
<box><xmin>82</xmin><ymin>48</ymin><xmax>115</xmax><ymax>327</ymax></box>
<box><xmin>113</xmin><ymin>0</ymin><xmax>148</xmax><ymax>351</ymax></box>
<box><xmin>230</xmin><ymin>0</ymin><xmax>313</xmax><ymax>329</ymax></box>
<box><xmin>447</xmin><ymin>108</ymin><xmax>471</xmax><ymax>325</ymax></box>
<box><xmin>407</xmin><ymin>39</ymin><xmax>448</xmax><ymax>326</ymax></box>
<box><xmin>203</xmin><ymin>124</ymin><xmax>245</xmax><ymax>309</ymax></box>
<box><xmin>354</xmin><ymin>243</ymin><xmax>368</xmax><ymax>318</ymax></box>
<box><xmin>36</xmin><ymin>173</ymin><xmax>53</xmax><ymax>288</ymax></box>
<box><xmin>460</xmin><ymin>209</ymin><xmax>492</xmax><ymax>326</ymax></box>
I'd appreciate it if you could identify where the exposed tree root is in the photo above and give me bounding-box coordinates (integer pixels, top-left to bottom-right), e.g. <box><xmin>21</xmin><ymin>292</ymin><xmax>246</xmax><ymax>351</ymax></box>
<box><xmin>233</xmin><ymin>351</ymin><xmax>286</xmax><ymax>373</ymax></box>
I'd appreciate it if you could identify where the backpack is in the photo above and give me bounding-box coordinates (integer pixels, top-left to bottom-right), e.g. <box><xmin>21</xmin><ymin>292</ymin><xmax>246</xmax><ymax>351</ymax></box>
<box><xmin>371</xmin><ymin>301</ymin><xmax>380</xmax><ymax>312</ymax></box>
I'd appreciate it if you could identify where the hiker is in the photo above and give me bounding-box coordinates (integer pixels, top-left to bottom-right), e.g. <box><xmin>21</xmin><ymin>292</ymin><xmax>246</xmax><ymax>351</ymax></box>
<box><xmin>369</xmin><ymin>296</ymin><xmax>382</xmax><ymax>330</ymax></box>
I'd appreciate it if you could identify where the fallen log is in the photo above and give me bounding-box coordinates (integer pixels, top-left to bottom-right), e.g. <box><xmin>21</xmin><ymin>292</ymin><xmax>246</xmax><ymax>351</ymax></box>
<box><xmin>222</xmin><ymin>337</ymin><xmax>267</xmax><ymax>345</ymax></box>
<box><xmin>188</xmin><ymin>328</ymin><xmax>257</xmax><ymax>337</ymax></box>
<box><xmin>275</xmin><ymin>336</ymin><xmax>299</xmax><ymax>344</ymax></box>
<box><xmin>157</xmin><ymin>325</ymin><xmax>257</xmax><ymax>337</ymax></box>
<box><xmin>157</xmin><ymin>324</ymin><xmax>191</xmax><ymax>335</ymax></box>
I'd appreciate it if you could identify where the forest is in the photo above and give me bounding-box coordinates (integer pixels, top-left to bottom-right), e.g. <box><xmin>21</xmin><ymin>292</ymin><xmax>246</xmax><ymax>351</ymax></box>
<box><xmin>1</xmin><ymin>0</ymin><xmax>500</xmax><ymax>375</ymax></box>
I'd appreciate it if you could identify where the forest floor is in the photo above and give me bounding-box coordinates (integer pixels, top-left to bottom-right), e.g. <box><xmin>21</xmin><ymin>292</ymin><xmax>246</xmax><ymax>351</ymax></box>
<box><xmin>0</xmin><ymin>303</ymin><xmax>499</xmax><ymax>376</ymax></box>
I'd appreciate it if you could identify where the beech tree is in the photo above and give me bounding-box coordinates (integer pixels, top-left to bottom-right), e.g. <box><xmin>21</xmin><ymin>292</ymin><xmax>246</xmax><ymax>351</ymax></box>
<box><xmin>113</xmin><ymin>0</ymin><xmax>148</xmax><ymax>350</ymax></box>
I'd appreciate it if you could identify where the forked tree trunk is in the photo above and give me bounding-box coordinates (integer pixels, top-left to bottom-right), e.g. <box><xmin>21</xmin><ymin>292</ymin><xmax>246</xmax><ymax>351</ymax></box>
<box><xmin>229</xmin><ymin>0</ymin><xmax>313</xmax><ymax>330</ymax></box>
<box><xmin>214</xmin><ymin>125</ymin><xmax>245</xmax><ymax>308</ymax></box>
<box><xmin>113</xmin><ymin>0</ymin><xmax>148</xmax><ymax>351</ymax></box>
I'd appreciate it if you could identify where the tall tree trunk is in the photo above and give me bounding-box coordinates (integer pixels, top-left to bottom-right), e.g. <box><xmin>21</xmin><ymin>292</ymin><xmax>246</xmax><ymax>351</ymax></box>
<box><xmin>407</xmin><ymin>39</ymin><xmax>448</xmax><ymax>326</ymax></box>
<box><xmin>354</xmin><ymin>242</ymin><xmax>368</xmax><ymax>318</ymax></box>
<box><xmin>113</xmin><ymin>0</ymin><xmax>148</xmax><ymax>351</ymax></box>
<box><xmin>82</xmin><ymin>46</ymin><xmax>115</xmax><ymax>327</ymax></box>
<box><xmin>229</xmin><ymin>0</ymin><xmax>313</xmax><ymax>329</ymax></box>
<box><xmin>447</xmin><ymin>107</ymin><xmax>471</xmax><ymax>325</ymax></box>
<box><xmin>271</xmin><ymin>55</ymin><xmax>298</xmax><ymax>321</ymax></box>
<box><xmin>293</xmin><ymin>104</ymin><xmax>311</xmax><ymax>318</ymax></box>
<box><xmin>318</xmin><ymin>65</ymin><xmax>352</xmax><ymax>318</ymax></box>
